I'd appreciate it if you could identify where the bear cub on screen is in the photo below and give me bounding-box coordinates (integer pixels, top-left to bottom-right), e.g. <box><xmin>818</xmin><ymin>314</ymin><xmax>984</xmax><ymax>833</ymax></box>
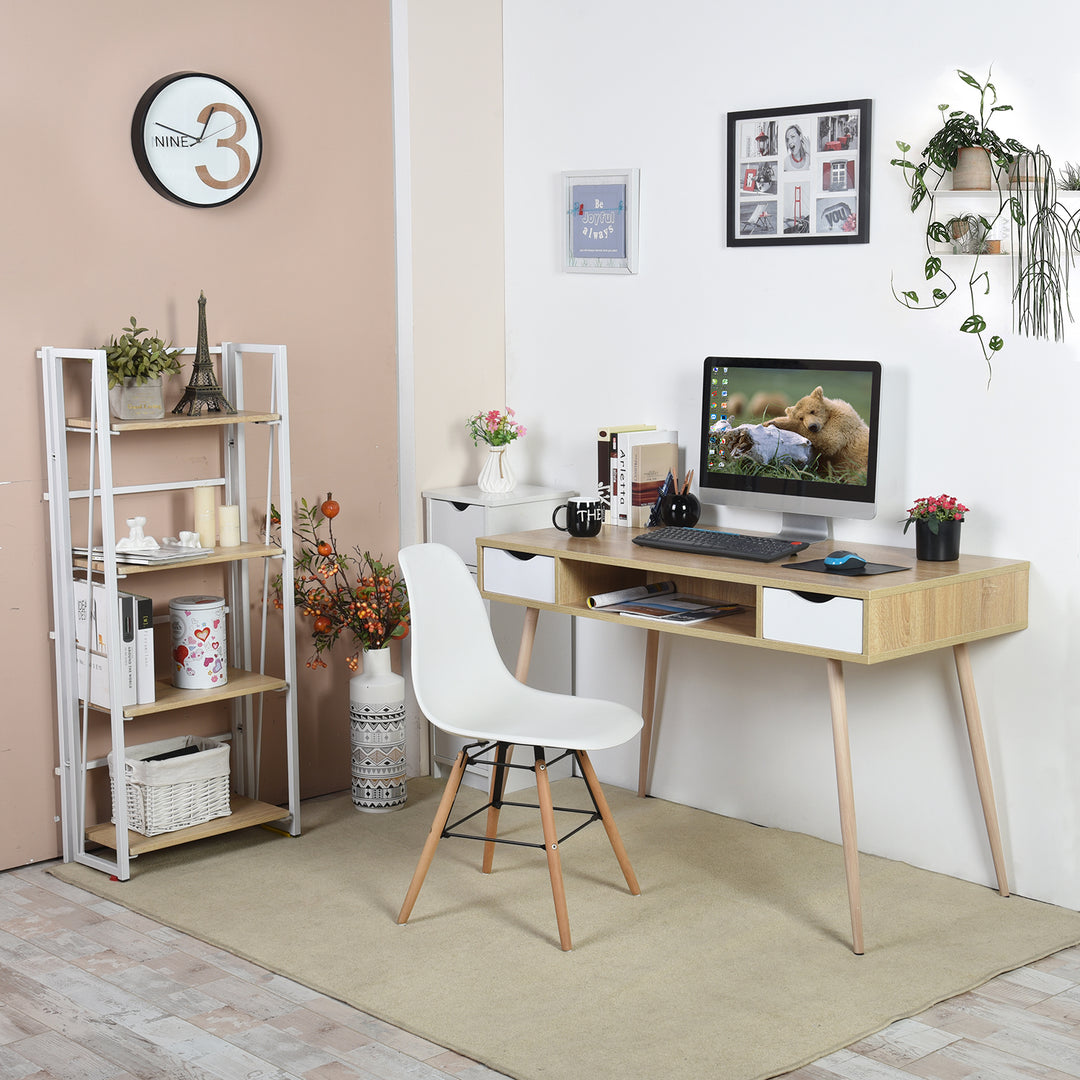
<box><xmin>764</xmin><ymin>385</ymin><xmax>869</xmax><ymax>476</ymax></box>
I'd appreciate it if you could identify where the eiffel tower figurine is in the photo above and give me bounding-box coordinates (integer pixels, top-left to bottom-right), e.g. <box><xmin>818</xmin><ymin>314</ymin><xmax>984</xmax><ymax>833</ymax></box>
<box><xmin>172</xmin><ymin>291</ymin><xmax>236</xmax><ymax>415</ymax></box>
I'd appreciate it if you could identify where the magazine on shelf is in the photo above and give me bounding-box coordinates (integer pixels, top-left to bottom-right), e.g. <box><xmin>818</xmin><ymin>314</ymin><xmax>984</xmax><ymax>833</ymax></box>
<box><xmin>585</xmin><ymin>580</ymin><xmax>743</xmax><ymax>624</ymax></box>
<box><xmin>73</xmin><ymin>542</ymin><xmax>214</xmax><ymax>565</ymax></box>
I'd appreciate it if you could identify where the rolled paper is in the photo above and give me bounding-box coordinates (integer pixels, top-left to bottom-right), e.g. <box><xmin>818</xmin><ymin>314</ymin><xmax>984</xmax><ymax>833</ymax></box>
<box><xmin>193</xmin><ymin>485</ymin><xmax>216</xmax><ymax>550</ymax></box>
<box><xmin>218</xmin><ymin>504</ymin><xmax>241</xmax><ymax>548</ymax></box>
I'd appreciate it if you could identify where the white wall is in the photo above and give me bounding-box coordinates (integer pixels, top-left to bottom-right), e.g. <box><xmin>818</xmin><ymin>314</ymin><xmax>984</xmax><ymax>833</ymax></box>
<box><xmin>501</xmin><ymin>1</ymin><xmax>1080</xmax><ymax>907</ymax></box>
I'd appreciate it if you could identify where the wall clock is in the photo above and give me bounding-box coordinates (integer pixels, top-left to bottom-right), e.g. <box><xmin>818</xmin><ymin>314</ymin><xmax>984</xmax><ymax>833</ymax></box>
<box><xmin>131</xmin><ymin>72</ymin><xmax>262</xmax><ymax>208</ymax></box>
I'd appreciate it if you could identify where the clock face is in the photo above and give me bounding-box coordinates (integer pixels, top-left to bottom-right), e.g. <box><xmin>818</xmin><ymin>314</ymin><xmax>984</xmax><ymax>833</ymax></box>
<box><xmin>131</xmin><ymin>72</ymin><xmax>262</xmax><ymax>207</ymax></box>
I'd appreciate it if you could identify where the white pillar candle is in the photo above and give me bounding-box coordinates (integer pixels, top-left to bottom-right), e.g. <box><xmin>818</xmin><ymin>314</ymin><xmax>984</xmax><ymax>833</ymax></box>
<box><xmin>218</xmin><ymin>504</ymin><xmax>241</xmax><ymax>548</ymax></box>
<box><xmin>193</xmin><ymin>486</ymin><xmax>216</xmax><ymax>550</ymax></box>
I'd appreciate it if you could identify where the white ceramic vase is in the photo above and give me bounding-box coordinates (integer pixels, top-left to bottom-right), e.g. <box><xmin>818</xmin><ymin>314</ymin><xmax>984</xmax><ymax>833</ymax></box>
<box><xmin>349</xmin><ymin>647</ymin><xmax>407</xmax><ymax>812</ymax></box>
<box><xmin>478</xmin><ymin>445</ymin><xmax>516</xmax><ymax>493</ymax></box>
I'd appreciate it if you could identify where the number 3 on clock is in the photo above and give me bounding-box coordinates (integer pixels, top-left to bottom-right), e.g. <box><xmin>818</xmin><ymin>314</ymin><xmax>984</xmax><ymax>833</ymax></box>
<box><xmin>132</xmin><ymin>73</ymin><xmax>262</xmax><ymax>208</ymax></box>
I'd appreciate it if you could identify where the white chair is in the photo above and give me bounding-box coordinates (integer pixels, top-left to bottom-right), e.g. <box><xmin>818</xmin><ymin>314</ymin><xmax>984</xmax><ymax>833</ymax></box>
<box><xmin>396</xmin><ymin>542</ymin><xmax>643</xmax><ymax>950</ymax></box>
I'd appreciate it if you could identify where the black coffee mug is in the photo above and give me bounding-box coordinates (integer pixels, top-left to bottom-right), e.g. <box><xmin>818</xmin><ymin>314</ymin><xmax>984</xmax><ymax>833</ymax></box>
<box><xmin>552</xmin><ymin>497</ymin><xmax>604</xmax><ymax>538</ymax></box>
<box><xmin>660</xmin><ymin>492</ymin><xmax>701</xmax><ymax>528</ymax></box>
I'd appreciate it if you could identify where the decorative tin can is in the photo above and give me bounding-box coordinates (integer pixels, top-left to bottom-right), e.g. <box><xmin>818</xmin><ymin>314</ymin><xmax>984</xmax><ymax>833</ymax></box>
<box><xmin>170</xmin><ymin>595</ymin><xmax>227</xmax><ymax>689</ymax></box>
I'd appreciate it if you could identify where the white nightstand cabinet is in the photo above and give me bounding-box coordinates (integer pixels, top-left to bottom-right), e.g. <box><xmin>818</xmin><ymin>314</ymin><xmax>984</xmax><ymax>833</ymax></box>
<box><xmin>422</xmin><ymin>484</ymin><xmax>575</xmax><ymax>791</ymax></box>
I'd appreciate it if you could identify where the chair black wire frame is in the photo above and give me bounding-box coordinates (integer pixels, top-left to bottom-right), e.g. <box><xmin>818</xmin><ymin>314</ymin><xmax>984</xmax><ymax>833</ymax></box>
<box><xmin>439</xmin><ymin>740</ymin><xmax>603</xmax><ymax>850</ymax></box>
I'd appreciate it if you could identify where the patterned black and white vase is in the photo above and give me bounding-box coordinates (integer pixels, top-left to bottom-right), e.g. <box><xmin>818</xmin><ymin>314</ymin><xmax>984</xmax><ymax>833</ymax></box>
<box><xmin>349</xmin><ymin>647</ymin><xmax>407</xmax><ymax>812</ymax></box>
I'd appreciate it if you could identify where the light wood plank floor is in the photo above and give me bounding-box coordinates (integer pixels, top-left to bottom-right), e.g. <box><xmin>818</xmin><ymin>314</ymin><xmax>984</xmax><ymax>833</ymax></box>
<box><xmin>2</xmin><ymin>860</ymin><xmax>1078</xmax><ymax>1080</ymax></box>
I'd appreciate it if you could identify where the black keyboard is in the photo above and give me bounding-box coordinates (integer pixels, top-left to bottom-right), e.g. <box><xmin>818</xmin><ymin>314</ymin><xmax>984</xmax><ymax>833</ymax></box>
<box><xmin>632</xmin><ymin>527</ymin><xmax>809</xmax><ymax>562</ymax></box>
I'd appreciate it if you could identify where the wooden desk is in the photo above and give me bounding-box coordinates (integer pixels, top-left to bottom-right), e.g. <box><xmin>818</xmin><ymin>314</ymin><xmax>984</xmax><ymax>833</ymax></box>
<box><xmin>476</xmin><ymin>526</ymin><xmax>1029</xmax><ymax>954</ymax></box>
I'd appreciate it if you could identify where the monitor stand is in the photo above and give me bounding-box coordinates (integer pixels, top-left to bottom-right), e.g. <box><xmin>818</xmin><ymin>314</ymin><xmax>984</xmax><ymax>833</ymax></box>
<box><xmin>776</xmin><ymin>513</ymin><xmax>832</xmax><ymax>543</ymax></box>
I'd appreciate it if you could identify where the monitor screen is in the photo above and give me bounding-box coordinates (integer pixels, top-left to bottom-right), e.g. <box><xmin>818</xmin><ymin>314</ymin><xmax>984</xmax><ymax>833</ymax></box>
<box><xmin>698</xmin><ymin>356</ymin><xmax>881</xmax><ymax>540</ymax></box>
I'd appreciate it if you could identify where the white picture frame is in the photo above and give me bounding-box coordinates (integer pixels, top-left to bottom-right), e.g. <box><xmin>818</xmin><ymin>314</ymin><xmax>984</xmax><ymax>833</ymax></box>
<box><xmin>563</xmin><ymin>169</ymin><xmax>640</xmax><ymax>273</ymax></box>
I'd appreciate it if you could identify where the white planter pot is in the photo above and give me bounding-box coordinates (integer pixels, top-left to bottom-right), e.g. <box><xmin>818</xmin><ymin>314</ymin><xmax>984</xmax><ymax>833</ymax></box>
<box><xmin>109</xmin><ymin>375</ymin><xmax>165</xmax><ymax>420</ymax></box>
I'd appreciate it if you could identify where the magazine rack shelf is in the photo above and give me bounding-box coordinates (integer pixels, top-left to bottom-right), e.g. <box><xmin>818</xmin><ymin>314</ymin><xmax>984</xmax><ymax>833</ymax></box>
<box><xmin>41</xmin><ymin>343</ymin><xmax>301</xmax><ymax>880</ymax></box>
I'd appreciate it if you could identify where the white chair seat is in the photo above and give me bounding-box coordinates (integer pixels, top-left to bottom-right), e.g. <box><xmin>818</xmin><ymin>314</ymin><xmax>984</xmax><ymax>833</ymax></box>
<box><xmin>395</xmin><ymin>542</ymin><xmax>643</xmax><ymax>950</ymax></box>
<box><xmin>419</xmin><ymin>679</ymin><xmax>642</xmax><ymax>750</ymax></box>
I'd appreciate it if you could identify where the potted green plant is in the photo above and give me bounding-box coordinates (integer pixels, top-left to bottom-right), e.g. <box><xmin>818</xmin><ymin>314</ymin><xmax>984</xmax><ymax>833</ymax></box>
<box><xmin>890</xmin><ymin>69</ymin><xmax>1077</xmax><ymax>380</ymax></box>
<box><xmin>916</xmin><ymin>70</ymin><xmax>1026</xmax><ymax>191</ymax></box>
<box><xmin>102</xmin><ymin>316</ymin><xmax>184</xmax><ymax>420</ymax></box>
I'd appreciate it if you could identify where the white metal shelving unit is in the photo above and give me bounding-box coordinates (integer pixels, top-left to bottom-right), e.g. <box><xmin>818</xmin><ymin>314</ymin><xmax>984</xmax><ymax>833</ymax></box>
<box><xmin>41</xmin><ymin>342</ymin><xmax>300</xmax><ymax>881</ymax></box>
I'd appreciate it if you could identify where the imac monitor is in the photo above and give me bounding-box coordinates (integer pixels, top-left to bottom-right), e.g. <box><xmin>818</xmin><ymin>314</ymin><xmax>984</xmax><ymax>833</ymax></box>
<box><xmin>699</xmin><ymin>356</ymin><xmax>881</xmax><ymax>542</ymax></box>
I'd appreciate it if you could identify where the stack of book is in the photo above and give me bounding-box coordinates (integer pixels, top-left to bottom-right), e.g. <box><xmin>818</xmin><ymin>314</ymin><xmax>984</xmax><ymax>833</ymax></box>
<box><xmin>73</xmin><ymin>580</ymin><xmax>155</xmax><ymax>709</ymax></box>
<box><xmin>596</xmin><ymin>425</ymin><xmax>679</xmax><ymax>526</ymax></box>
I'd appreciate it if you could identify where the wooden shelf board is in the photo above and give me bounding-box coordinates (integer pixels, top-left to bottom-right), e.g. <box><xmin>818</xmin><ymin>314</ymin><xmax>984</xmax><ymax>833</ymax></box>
<box><xmin>72</xmin><ymin>542</ymin><xmax>283</xmax><ymax>576</ymax></box>
<box><xmin>85</xmin><ymin>795</ymin><xmax>292</xmax><ymax>855</ymax></box>
<box><xmin>81</xmin><ymin>669</ymin><xmax>288</xmax><ymax>718</ymax></box>
<box><xmin>67</xmin><ymin>409</ymin><xmax>279</xmax><ymax>432</ymax></box>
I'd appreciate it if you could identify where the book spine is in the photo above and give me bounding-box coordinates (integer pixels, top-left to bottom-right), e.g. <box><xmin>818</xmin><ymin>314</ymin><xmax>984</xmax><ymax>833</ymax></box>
<box><xmin>117</xmin><ymin>592</ymin><xmax>137</xmax><ymax>707</ymax></box>
<box><xmin>129</xmin><ymin>593</ymin><xmax>156</xmax><ymax>705</ymax></box>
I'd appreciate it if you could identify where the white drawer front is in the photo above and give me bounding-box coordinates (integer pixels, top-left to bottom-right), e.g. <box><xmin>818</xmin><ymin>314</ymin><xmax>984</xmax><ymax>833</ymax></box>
<box><xmin>427</xmin><ymin>500</ymin><xmax>485</xmax><ymax>567</ymax></box>
<box><xmin>762</xmin><ymin>588</ymin><xmax>863</xmax><ymax>654</ymax></box>
<box><xmin>482</xmin><ymin>549</ymin><xmax>556</xmax><ymax>604</ymax></box>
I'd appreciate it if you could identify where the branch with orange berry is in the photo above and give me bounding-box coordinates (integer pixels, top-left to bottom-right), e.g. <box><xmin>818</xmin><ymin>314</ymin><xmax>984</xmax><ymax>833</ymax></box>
<box><xmin>269</xmin><ymin>494</ymin><xmax>409</xmax><ymax>671</ymax></box>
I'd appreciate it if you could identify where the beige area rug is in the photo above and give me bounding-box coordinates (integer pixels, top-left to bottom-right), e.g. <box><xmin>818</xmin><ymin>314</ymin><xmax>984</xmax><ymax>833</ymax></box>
<box><xmin>52</xmin><ymin>778</ymin><xmax>1080</xmax><ymax>1080</ymax></box>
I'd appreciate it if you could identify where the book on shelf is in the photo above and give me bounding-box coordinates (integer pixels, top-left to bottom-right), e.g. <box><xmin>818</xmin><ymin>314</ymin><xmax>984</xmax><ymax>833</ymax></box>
<box><xmin>584</xmin><ymin>579</ymin><xmax>743</xmax><ymax>624</ymax></box>
<box><xmin>615</xmin><ymin>429</ymin><xmax>677</xmax><ymax>527</ymax></box>
<box><xmin>73</xmin><ymin>579</ymin><xmax>137</xmax><ymax>709</ymax></box>
<box><xmin>129</xmin><ymin>593</ymin><xmax>156</xmax><ymax>705</ymax></box>
<box><xmin>596</xmin><ymin>424</ymin><xmax>654</xmax><ymax>523</ymax></box>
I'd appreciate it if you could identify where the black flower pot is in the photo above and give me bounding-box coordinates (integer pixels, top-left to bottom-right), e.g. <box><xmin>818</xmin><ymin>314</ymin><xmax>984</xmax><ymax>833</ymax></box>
<box><xmin>915</xmin><ymin>519</ymin><xmax>961</xmax><ymax>561</ymax></box>
<box><xmin>660</xmin><ymin>492</ymin><xmax>701</xmax><ymax>528</ymax></box>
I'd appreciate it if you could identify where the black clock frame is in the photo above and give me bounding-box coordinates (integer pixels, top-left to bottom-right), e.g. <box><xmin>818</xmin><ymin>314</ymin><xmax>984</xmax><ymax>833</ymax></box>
<box><xmin>131</xmin><ymin>71</ymin><xmax>263</xmax><ymax>209</ymax></box>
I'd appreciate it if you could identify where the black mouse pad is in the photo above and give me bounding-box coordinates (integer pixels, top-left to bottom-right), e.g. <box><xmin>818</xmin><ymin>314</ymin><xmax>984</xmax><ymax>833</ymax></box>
<box><xmin>782</xmin><ymin>559</ymin><xmax>909</xmax><ymax>576</ymax></box>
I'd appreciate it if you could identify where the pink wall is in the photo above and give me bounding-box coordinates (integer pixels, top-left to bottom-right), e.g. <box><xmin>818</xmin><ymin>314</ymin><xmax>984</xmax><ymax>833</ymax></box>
<box><xmin>0</xmin><ymin>1</ymin><xmax>398</xmax><ymax>868</ymax></box>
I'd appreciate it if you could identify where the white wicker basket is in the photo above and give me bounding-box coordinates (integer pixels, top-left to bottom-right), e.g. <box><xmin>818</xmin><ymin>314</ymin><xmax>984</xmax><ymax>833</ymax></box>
<box><xmin>108</xmin><ymin>736</ymin><xmax>232</xmax><ymax>836</ymax></box>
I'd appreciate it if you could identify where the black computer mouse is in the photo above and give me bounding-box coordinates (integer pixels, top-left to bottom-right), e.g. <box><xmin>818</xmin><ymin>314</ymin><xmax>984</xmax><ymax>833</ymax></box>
<box><xmin>824</xmin><ymin>549</ymin><xmax>867</xmax><ymax>570</ymax></box>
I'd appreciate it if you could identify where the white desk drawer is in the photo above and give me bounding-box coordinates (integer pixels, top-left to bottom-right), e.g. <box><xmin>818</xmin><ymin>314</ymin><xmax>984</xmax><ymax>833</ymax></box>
<box><xmin>482</xmin><ymin>549</ymin><xmax>556</xmax><ymax>603</ymax></box>
<box><xmin>762</xmin><ymin>588</ymin><xmax>863</xmax><ymax>654</ymax></box>
<box><xmin>427</xmin><ymin>500</ymin><xmax>486</xmax><ymax>567</ymax></box>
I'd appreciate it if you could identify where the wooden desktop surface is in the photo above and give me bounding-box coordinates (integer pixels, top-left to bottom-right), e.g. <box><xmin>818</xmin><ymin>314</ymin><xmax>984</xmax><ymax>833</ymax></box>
<box><xmin>474</xmin><ymin>525</ymin><xmax>1029</xmax><ymax>954</ymax></box>
<box><xmin>476</xmin><ymin>526</ymin><xmax>1029</xmax><ymax>665</ymax></box>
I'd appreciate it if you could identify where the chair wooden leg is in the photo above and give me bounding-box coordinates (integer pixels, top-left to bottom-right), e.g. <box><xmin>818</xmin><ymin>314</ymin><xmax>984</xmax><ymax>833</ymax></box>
<box><xmin>534</xmin><ymin>748</ymin><xmax>572</xmax><ymax>951</ymax></box>
<box><xmin>578</xmin><ymin>750</ymin><xmax>641</xmax><ymax>895</ymax></box>
<box><xmin>482</xmin><ymin>741</ymin><xmax>513</xmax><ymax>874</ymax></box>
<box><xmin>397</xmin><ymin>750</ymin><xmax>468</xmax><ymax>925</ymax></box>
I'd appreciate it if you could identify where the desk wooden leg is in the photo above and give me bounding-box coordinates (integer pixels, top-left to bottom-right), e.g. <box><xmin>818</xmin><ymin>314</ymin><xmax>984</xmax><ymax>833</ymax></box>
<box><xmin>826</xmin><ymin>658</ymin><xmax>864</xmax><ymax>955</ymax></box>
<box><xmin>515</xmin><ymin>606</ymin><xmax>539</xmax><ymax>683</ymax></box>
<box><xmin>954</xmin><ymin>643</ymin><xmax>1010</xmax><ymax>897</ymax></box>
<box><xmin>638</xmin><ymin>628</ymin><xmax>660</xmax><ymax>798</ymax></box>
